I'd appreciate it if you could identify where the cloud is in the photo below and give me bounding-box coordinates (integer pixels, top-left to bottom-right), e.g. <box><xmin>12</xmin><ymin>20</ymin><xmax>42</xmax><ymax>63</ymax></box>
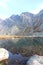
<box><xmin>0</xmin><ymin>0</ymin><xmax>9</xmax><ymax>10</ymax></box>
<box><xmin>30</xmin><ymin>4</ymin><xmax>43</xmax><ymax>14</ymax></box>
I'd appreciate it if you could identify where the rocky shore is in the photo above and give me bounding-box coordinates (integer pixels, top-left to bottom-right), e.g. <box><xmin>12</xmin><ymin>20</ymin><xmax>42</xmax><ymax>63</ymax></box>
<box><xmin>0</xmin><ymin>48</ymin><xmax>43</xmax><ymax>65</ymax></box>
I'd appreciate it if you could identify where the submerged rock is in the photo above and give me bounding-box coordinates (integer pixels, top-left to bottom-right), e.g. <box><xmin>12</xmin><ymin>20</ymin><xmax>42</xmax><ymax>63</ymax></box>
<box><xmin>8</xmin><ymin>54</ymin><xmax>29</xmax><ymax>65</ymax></box>
<box><xmin>8</xmin><ymin>54</ymin><xmax>24</xmax><ymax>65</ymax></box>
<box><xmin>26</xmin><ymin>54</ymin><xmax>43</xmax><ymax>65</ymax></box>
<box><xmin>13</xmin><ymin>54</ymin><xmax>23</xmax><ymax>61</ymax></box>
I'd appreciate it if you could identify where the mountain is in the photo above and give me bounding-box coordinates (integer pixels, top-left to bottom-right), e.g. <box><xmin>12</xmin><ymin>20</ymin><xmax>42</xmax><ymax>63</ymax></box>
<box><xmin>0</xmin><ymin>10</ymin><xmax>43</xmax><ymax>35</ymax></box>
<box><xmin>33</xmin><ymin>10</ymin><xmax>43</xmax><ymax>32</ymax></box>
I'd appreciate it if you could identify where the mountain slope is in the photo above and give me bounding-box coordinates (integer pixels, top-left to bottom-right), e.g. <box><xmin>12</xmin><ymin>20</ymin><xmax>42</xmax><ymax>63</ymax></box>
<box><xmin>0</xmin><ymin>10</ymin><xmax>43</xmax><ymax>35</ymax></box>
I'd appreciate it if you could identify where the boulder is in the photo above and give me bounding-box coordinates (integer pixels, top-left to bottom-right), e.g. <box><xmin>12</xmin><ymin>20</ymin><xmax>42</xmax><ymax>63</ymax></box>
<box><xmin>26</xmin><ymin>55</ymin><xmax>43</xmax><ymax>65</ymax></box>
<box><xmin>0</xmin><ymin>48</ymin><xmax>13</xmax><ymax>61</ymax></box>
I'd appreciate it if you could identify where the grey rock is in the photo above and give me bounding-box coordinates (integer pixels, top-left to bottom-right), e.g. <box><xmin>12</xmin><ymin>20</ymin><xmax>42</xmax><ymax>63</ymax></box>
<box><xmin>0</xmin><ymin>48</ymin><xmax>13</xmax><ymax>61</ymax></box>
<box><xmin>26</xmin><ymin>54</ymin><xmax>43</xmax><ymax>65</ymax></box>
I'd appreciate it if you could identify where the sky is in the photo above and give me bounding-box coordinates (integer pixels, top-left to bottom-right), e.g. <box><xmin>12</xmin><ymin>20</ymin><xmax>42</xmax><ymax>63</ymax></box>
<box><xmin>0</xmin><ymin>0</ymin><xmax>43</xmax><ymax>19</ymax></box>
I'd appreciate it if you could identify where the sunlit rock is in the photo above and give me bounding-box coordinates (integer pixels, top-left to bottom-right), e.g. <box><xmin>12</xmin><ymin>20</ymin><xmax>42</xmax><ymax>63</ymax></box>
<box><xmin>0</xmin><ymin>48</ymin><xmax>13</xmax><ymax>61</ymax></box>
<box><xmin>26</xmin><ymin>55</ymin><xmax>43</xmax><ymax>65</ymax></box>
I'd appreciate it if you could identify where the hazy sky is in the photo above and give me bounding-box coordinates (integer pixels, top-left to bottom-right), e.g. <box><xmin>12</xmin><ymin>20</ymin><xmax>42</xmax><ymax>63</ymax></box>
<box><xmin>0</xmin><ymin>0</ymin><xmax>43</xmax><ymax>19</ymax></box>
